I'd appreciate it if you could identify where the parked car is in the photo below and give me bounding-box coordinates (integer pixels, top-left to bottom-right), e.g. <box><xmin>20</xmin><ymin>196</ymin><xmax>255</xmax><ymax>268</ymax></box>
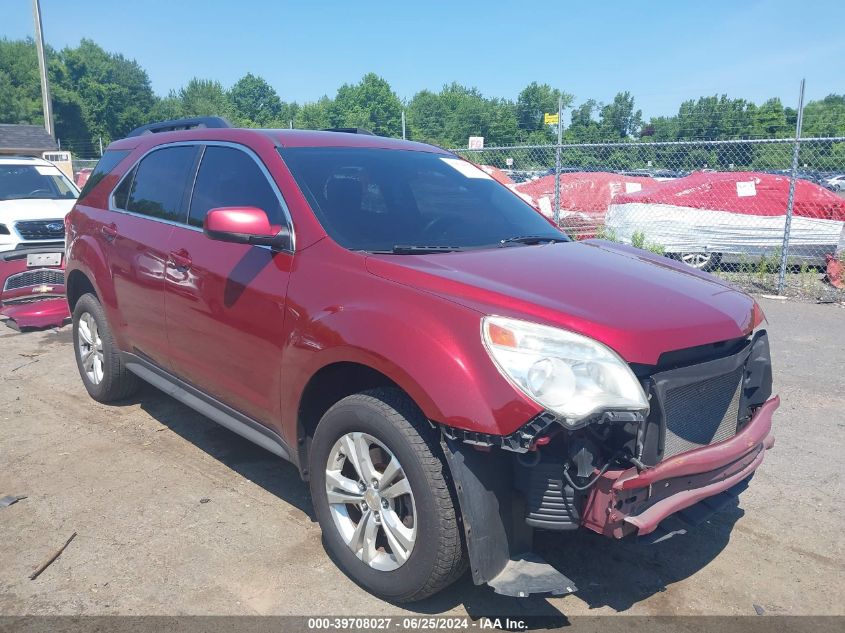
<box><xmin>512</xmin><ymin>171</ymin><xmax>658</xmax><ymax>239</ymax></box>
<box><xmin>75</xmin><ymin>167</ymin><xmax>93</xmax><ymax>190</ymax></box>
<box><xmin>826</xmin><ymin>174</ymin><xmax>845</xmax><ymax>192</ymax></box>
<box><xmin>0</xmin><ymin>156</ymin><xmax>76</xmax><ymax>328</ymax></box>
<box><xmin>607</xmin><ymin>171</ymin><xmax>845</xmax><ymax>270</ymax></box>
<box><xmin>65</xmin><ymin>117</ymin><xmax>778</xmax><ymax>602</ymax></box>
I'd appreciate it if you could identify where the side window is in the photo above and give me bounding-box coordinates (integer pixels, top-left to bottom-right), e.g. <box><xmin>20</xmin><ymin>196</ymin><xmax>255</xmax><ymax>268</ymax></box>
<box><xmin>125</xmin><ymin>146</ymin><xmax>197</xmax><ymax>222</ymax></box>
<box><xmin>79</xmin><ymin>149</ymin><xmax>130</xmax><ymax>201</ymax></box>
<box><xmin>112</xmin><ymin>165</ymin><xmax>135</xmax><ymax>210</ymax></box>
<box><xmin>188</xmin><ymin>146</ymin><xmax>284</xmax><ymax>228</ymax></box>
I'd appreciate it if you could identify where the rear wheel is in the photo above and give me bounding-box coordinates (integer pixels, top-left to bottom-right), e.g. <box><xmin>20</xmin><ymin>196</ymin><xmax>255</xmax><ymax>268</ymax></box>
<box><xmin>72</xmin><ymin>293</ymin><xmax>140</xmax><ymax>402</ymax></box>
<box><xmin>309</xmin><ymin>388</ymin><xmax>466</xmax><ymax>602</ymax></box>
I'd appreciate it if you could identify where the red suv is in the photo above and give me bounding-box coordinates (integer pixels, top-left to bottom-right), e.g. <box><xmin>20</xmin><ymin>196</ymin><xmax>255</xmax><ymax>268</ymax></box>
<box><xmin>65</xmin><ymin>118</ymin><xmax>778</xmax><ymax>602</ymax></box>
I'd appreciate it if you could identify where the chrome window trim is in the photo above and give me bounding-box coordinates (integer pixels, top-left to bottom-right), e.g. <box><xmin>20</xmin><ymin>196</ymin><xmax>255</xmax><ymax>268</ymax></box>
<box><xmin>108</xmin><ymin>140</ymin><xmax>296</xmax><ymax>252</ymax></box>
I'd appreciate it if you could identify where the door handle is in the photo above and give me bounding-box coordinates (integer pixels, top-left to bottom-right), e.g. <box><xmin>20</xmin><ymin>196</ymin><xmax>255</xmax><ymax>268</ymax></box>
<box><xmin>101</xmin><ymin>224</ymin><xmax>118</xmax><ymax>241</ymax></box>
<box><xmin>168</xmin><ymin>249</ymin><xmax>192</xmax><ymax>269</ymax></box>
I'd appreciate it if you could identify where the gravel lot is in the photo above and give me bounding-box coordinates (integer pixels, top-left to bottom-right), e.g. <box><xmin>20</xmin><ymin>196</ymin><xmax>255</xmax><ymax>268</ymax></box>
<box><xmin>1</xmin><ymin>296</ymin><xmax>843</xmax><ymax>618</ymax></box>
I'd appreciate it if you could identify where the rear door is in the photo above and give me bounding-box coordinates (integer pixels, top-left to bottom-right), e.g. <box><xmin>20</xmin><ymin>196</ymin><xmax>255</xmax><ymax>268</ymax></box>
<box><xmin>103</xmin><ymin>144</ymin><xmax>200</xmax><ymax>367</ymax></box>
<box><xmin>164</xmin><ymin>143</ymin><xmax>294</xmax><ymax>427</ymax></box>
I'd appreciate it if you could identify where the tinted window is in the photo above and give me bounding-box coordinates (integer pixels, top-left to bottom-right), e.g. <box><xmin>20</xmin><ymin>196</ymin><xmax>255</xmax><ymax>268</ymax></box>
<box><xmin>126</xmin><ymin>146</ymin><xmax>197</xmax><ymax>222</ymax></box>
<box><xmin>188</xmin><ymin>146</ymin><xmax>284</xmax><ymax>228</ymax></box>
<box><xmin>279</xmin><ymin>147</ymin><xmax>564</xmax><ymax>251</ymax></box>
<box><xmin>78</xmin><ymin>149</ymin><xmax>130</xmax><ymax>200</ymax></box>
<box><xmin>0</xmin><ymin>164</ymin><xmax>78</xmax><ymax>201</ymax></box>
<box><xmin>112</xmin><ymin>165</ymin><xmax>135</xmax><ymax>210</ymax></box>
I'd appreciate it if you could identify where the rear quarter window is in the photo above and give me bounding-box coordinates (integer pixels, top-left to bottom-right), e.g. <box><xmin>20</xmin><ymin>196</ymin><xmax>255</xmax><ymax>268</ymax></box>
<box><xmin>77</xmin><ymin>150</ymin><xmax>131</xmax><ymax>201</ymax></box>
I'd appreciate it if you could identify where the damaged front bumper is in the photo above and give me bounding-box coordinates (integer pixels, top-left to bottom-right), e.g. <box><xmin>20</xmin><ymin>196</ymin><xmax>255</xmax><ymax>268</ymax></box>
<box><xmin>582</xmin><ymin>396</ymin><xmax>779</xmax><ymax>539</ymax></box>
<box><xmin>441</xmin><ymin>330</ymin><xmax>777</xmax><ymax>598</ymax></box>
<box><xmin>442</xmin><ymin>397</ymin><xmax>778</xmax><ymax>598</ymax></box>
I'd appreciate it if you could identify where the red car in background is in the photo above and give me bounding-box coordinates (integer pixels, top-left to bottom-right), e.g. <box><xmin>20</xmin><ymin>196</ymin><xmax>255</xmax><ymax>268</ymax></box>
<box><xmin>75</xmin><ymin>167</ymin><xmax>93</xmax><ymax>190</ymax></box>
<box><xmin>64</xmin><ymin>117</ymin><xmax>777</xmax><ymax>602</ymax></box>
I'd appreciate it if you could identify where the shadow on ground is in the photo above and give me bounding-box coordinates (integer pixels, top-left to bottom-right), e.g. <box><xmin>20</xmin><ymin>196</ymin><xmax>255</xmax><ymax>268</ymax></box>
<box><xmin>123</xmin><ymin>383</ymin><xmax>313</xmax><ymax>518</ymax></box>
<box><xmin>118</xmin><ymin>384</ymin><xmax>739</xmax><ymax>623</ymax></box>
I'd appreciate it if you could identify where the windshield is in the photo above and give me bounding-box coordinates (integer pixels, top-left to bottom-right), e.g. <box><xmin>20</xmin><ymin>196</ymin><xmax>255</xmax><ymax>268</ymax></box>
<box><xmin>0</xmin><ymin>164</ymin><xmax>79</xmax><ymax>201</ymax></box>
<box><xmin>278</xmin><ymin>147</ymin><xmax>566</xmax><ymax>252</ymax></box>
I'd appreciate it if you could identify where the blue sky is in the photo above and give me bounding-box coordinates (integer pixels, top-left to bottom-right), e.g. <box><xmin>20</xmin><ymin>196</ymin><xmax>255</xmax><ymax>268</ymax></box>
<box><xmin>3</xmin><ymin>0</ymin><xmax>843</xmax><ymax>118</ymax></box>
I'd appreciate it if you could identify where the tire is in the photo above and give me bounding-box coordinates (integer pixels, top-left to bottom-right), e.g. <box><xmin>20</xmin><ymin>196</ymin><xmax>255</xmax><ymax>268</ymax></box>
<box><xmin>309</xmin><ymin>388</ymin><xmax>466</xmax><ymax>602</ymax></box>
<box><xmin>72</xmin><ymin>293</ymin><xmax>140</xmax><ymax>402</ymax></box>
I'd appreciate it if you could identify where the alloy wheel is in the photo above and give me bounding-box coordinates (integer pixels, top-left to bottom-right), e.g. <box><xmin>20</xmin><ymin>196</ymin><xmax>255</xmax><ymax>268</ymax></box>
<box><xmin>680</xmin><ymin>252</ymin><xmax>714</xmax><ymax>269</ymax></box>
<box><xmin>77</xmin><ymin>312</ymin><xmax>104</xmax><ymax>384</ymax></box>
<box><xmin>325</xmin><ymin>432</ymin><xmax>417</xmax><ymax>571</ymax></box>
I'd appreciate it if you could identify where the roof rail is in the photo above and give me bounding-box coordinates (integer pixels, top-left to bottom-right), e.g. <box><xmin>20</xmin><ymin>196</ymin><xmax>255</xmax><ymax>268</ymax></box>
<box><xmin>322</xmin><ymin>127</ymin><xmax>375</xmax><ymax>136</ymax></box>
<box><xmin>127</xmin><ymin>116</ymin><xmax>232</xmax><ymax>138</ymax></box>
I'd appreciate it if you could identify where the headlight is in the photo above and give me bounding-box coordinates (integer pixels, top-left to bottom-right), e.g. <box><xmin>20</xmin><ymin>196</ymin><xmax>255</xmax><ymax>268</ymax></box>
<box><xmin>482</xmin><ymin>316</ymin><xmax>649</xmax><ymax>427</ymax></box>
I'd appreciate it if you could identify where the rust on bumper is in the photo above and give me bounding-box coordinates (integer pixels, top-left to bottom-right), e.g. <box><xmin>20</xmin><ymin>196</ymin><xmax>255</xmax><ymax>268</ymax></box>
<box><xmin>582</xmin><ymin>396</ymin><xmax>779</xmax><ymax>538</ymax></box>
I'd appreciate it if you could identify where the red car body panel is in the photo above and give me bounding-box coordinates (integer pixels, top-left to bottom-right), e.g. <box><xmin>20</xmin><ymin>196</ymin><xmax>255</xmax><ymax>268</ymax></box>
<box><xmin>365</xmin><ymin>239</ymin><xmax>757</xmax><ymax>366</ymax></box>
<box><xmin>164</xmin><ymin>224</ymin><xmax>294</xmax><ymax>426</ymax></box>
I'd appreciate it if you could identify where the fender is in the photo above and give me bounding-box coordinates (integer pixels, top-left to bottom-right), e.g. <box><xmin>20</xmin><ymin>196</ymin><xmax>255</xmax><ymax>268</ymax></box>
<box><xmin>279</xmin><ymin>299</ymin><xmax>543</xmax><ymax>445</ymax></box>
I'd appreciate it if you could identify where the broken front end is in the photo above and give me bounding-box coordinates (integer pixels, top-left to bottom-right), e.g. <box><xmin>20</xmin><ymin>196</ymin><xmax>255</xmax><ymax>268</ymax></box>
<box><xmin>442</xmin><ymin>323</ymin><xmax>776</xmax><ymax>597</ymax></box>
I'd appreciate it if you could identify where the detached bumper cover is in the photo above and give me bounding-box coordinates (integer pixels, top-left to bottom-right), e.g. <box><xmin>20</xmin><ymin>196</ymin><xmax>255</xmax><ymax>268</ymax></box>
<box><xmin>0</xmin><ymin>249</ymin><xmax>70</xmax><ymax>329</ymax></box>
<box><xmin>0</xmin><ymin>298</ymin><xmax>70</xmax><ymax>329</ymax></box>
<box><xmin>582</xmin><ymin>396</ymin><xmax>779</xmax><ymax>538</ymax></box>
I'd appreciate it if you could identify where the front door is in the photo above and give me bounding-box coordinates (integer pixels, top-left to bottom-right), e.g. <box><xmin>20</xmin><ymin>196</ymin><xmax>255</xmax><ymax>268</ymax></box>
<box><xmin>164</xmin><ymin>144</ymin><xmax>294</xmax><ymax>428</ymax></box>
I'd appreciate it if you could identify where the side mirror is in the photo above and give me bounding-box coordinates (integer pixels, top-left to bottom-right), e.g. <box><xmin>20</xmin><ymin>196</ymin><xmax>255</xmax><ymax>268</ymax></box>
<box><xmin>204</xmin><ymin>207</ymin><xmax>292</xmax><ymax>252</ymax></box>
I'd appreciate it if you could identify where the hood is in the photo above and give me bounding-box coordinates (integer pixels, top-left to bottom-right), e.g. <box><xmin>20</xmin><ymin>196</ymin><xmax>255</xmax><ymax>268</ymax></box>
<box><xmin>366</xmin><ymin>240</ymin><xmax>756</xmax><ymax>365</ymax></box>
<box><xmin>0</xmin><ymin>198</ymin><xmax>76</xmax><ymax>222</ymax></box>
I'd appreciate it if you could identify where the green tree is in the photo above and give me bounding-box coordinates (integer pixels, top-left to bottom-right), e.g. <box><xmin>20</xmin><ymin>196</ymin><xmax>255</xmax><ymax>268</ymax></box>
<box><xmin>229</xmin><ymin>73</ymin><xmax>282</xmax><ymax>126</ymax></box>
<box><xmin>752</xmin><ymin>98</ymin><xmax>789</xmax><ymax>138</ymax></box>
<box><xmin>0</xmin><ymin>38</ymin><xmax>43</xmax><ymax>125</ymax></box>
<box><xmin>330</xmin><ymin>73</ymin><xmax>403</xmax><ymax>136</ymax></box>
<box><xmin>599</xmin><ymin>91</ymin><xmax>642</xmax><ymax>139</ymax></box>
<box><xmin>57</xmin><ymin>39</ymin><xmax>156</xmax><ymax>141</ymax></box>
<box><xmin>177</xmin><ymin>78</ymin><xmax>234</xmax><ymax>119</ymax></box>
<box><xmin>516</xmin><ymin>82</ymin><xmax>572</xmax><ymax>137</ymax></box>
<box><xmin>802</xmin><ymin>94</ymin><xmax>845</xmax><ymax>137</ymax></box>
<box><xmin>295</xmin><ymin>96</ymin><xmax>333</xmax><ymax>130</ymax></box>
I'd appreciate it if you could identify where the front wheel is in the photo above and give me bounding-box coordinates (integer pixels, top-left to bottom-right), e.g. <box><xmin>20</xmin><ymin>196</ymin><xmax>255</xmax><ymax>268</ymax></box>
<box><xmin>309</xmin><ymin>388</ymin><xmax>466</xmax><ymax>602</ymax></box>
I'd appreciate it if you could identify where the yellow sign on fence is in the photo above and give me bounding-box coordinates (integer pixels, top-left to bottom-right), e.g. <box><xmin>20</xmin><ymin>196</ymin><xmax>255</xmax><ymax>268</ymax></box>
<box><xmin>544</xmin><ymin>112</ymin><xmax>559</xmax><ymax>125</ymax></box>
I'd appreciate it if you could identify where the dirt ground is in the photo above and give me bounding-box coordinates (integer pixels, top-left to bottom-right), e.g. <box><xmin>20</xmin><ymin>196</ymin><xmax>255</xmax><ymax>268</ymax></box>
<box><xmin>0</xmin><ymin>296</ymin><xmax>843</xmax><ymax>618</ymax></box>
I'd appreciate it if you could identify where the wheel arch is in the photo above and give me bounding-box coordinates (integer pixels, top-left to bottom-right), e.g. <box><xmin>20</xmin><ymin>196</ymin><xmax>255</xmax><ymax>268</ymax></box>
<box><xmin>66</xmin><ymin>268</ymin><xmax>98</xmax><ymax>310</ymax></box>
<box><xmin>295</xmin><ymin>361</ymin><xmax>432</xmax><ymax>480</ymax></box>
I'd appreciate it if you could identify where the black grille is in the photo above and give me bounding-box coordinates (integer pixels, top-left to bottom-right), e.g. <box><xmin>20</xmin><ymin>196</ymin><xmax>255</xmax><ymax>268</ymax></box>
<box><xmin>662</xmin><ymin>367</ymin><xmax>744</xmax><ymax>458</ymax></box>
<box><xmin>515</xmin><ymin>457</ymin><xmax>582</xmax><ymax>530</ymax></box>
<box><xmin>3</xmin><ymin>268</ymin><xmax>65</xmax><ymax>291</ymax></box>
<box><xmin>15</xmin><ymin>220</ymin><xmax>65</xmax><ymax>241</ymax></box>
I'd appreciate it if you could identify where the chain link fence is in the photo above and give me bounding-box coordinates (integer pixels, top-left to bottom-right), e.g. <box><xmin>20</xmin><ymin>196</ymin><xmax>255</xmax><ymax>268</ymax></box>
<box><xmin>453</xmin><ymin>137</ymin><xmax>845</xmax><ymax>298</ymax></box>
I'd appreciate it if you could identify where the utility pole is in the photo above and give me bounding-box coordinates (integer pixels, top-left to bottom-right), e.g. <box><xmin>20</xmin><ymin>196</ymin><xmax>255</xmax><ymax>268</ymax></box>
<box><xmin>401</xmin><ymin>110</ymin><xmax>406</xmax><ymax>140</ymax></box>
<box><xmin>32</xmin><ymin>0</ymin><xmax>54</xmax><ymax>138</ymax></box>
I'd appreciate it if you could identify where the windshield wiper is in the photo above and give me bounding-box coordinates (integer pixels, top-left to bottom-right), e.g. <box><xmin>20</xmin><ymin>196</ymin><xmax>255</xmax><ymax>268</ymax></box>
<box><xmin>391</xmin><ymin>245</ymin><xmax>464</xmax><ymax>254</ymax></box>
<box><xmin>499</xmin><ymin>235</ymin><xmax>569</xmax><ymax>246</ymax></box>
